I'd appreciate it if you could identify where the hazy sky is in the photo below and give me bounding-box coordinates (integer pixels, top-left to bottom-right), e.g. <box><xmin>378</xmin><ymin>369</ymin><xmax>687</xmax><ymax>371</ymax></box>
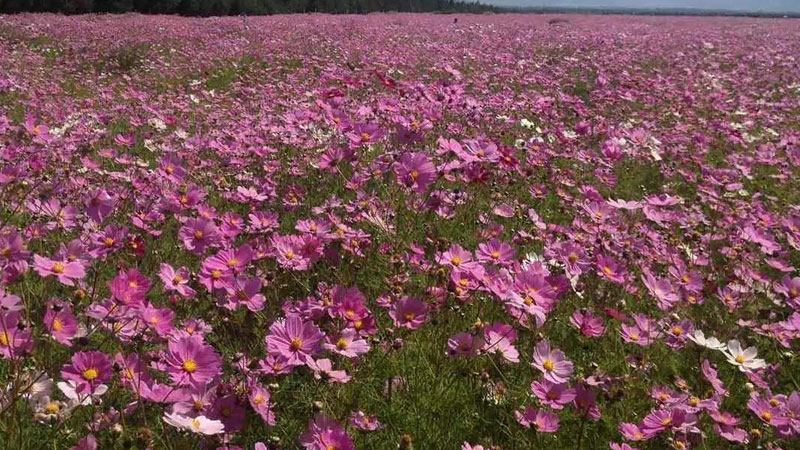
<box><xmin>486</xmin><ymin>0</ymin><xmax>800</xmax><ymax>12</ymax></box>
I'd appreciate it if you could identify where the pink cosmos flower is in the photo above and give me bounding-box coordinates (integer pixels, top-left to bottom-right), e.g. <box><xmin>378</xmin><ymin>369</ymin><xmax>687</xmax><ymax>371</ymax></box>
<box><xmin>620</xmin><ymin>314</ymin><xmax>661</xmax><ymax>346</ymax></box>
<box><xmin>482</xmin><ymin>322</ymin><xmax>519</xmax><ymax>363</ymax></box>
<box><xmin>349</xmin><ymin>411</ymin><xmax>383</xmax><ymax>431</ymax></box>
<box><xmin>476</xmin><ymin>238</ymin><xmax>515</xmax><ymax>266</ymax></box>
<box><xmin>570</xmin><ymin>309</ymin><xmax>605</xmax><ymax>338</ymax></box>
<box><xmin>514</xmin><ymin>406</ymin><xmax>560</xmax><ymax>432</ymax></box>
<box><xmin>308</xmin><ymin>358</ymin><xmax>351</xmax><ymax>383</ymax></box>
<box><xmin>748</xmin><ymin>394</ymin><xmax>790</xmax><ymax>427</ymax></box>
<box><xmin>248</xmin><ymin>383</ymin><xmax>276</xmax><ymax>425</ymax></box>
<box><xmin>596</xmin><ymin>254</ymin><xmax>626</xmax><ymax>284</ymax></box>
<box><xmin>179</xmin><ymin>218</ymin><xmax>220</xmax><ymax>254</ymax></box>
<box><xmin>159</xmin><ymin>263</ymin><xmax>196</xmax><ymax>298</ymax></box>
<box><xmin>346</xmin><ymin>122</ymin><xmax>385</xmax><ymax>147</ymax></box>
<box><xmin>574</xmin><ymin>384</ymin><xmax>602</xmax><ymax>420</ymax></box>
<box><xmin>44</xmin><ymin>303</ymin><xmax>80</xmax><ymax>346</ymax></box>
<box><xmin>532</xmin><ymin>340</ymin><xmax>574</xmax><ymax>384</ymax></box>
<box><xmin>140</xmin><ymin>305</ymin><xmax>176</xmax><ymax>336</ymax></box>
<box><xmin>164</xmin><ymin>335</ymin><xmax>222</xmax><ymax>385</ymax></box>
<box><xmin>395</xmin><ymin>152</ymin><xmax>437</xmax><ymax>194</ymax></box>
<box><xmin>329</xmin><ymin>286</ymin><xmax>370</xmax><ymax>321</ymax></box>
<box><xmin>324</xmin><ymin>329</ymin><xmax>370</xmax><ymax>358</ymax></box>
<box><xmin>71</xmin><ymin>434</ymin><xmax>97</xmax><ymax>450</ymax></box>
<box><xmin>223</xmin><ymin>276</ymin><xmax>266</xmax><ymax>312</ymax></box>
<box><xmin>109</xmin><ymin>268</ymin><xmax>151</xmax><ymax>307</ymax></box>
<box><xmin>60</xmin><ymin>351</ymin><xmax>112</xmax><ymax>391</ymax></box>
<box><xmin>531</xmin><ymin>379</ymin><xmax>575</xmax><ymax>409</ymax></box>
<box><xmin>447</xmin><ymin>332</ymin><xmax>484</xmax><ymax>359</ymax></box>
<box><xmin>641</xmin><ymin>271</ymin><xmax>679</xmax><ymax>310</ymax></box>
<box><xmin>265</xmin><ymin>314</ymin><xmax>324</xmax><ymax>365</ymax></box>
<box><xmin>299</xmin><ymin>414</ymin><xmax>355</xmax><ymax>450</ymax></box>
<box><xmin>0</xmin><ymin>312</ymin><xmax>34</xmax><ymax>359</ymax></box>
<box><xmin>436</xmin><ymin>244</ymin><xmax>475</xmax><ymax>269</ymax></box>
<box><xmin>33</xmin><ymin>255</ymin><xmax>85</xmax><ymax>286</ymax></box>
<box><xmin>272</xmin><ymin>234</ymin><xmax>321</xmax><ymax>271</ymax></box>
<box><xmin>389</xmin><ymin>297</ymin><xmax>429</xmax><ymax>329</ymax></box>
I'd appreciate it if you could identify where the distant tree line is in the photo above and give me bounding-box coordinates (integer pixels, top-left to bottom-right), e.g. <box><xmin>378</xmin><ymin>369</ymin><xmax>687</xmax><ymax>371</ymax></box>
<box><xmin>0</xmin><ymin>0</ymin><xmax>495</xmax><ymax>14</ymax></box>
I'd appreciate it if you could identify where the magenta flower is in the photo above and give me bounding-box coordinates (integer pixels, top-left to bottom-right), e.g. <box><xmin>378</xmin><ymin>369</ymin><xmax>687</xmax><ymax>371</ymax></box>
<box><xmin>570</xmin><ymin>309</ymin><xmax>605</xmax><ymax>338</ymax></box>
<box><xmin>33</xmin><ymin>255</ymin><xmax>85</xmax><ymax>286</ymax></box>
<box><xmin>265</xmin><ymin>314</ymin><xmax>324</xmax><ymax>365</ymax></box>
<box><xmin>532</xmin><ymin>340</ymin><xmax>574</xmax><ymax>384</ymax></box>
<box><xmin>531</xmin><ymin>379</ymin><xmax>575</xmax><ymax>409</ymax></box>
<box><xmin>394</xmin><ymin>152</ymin><xmax>436</xmax><ymax>194</ymax></box>
<box><xmin>482</xmin><ymin>322</ymin><xmax>519</xmax><ymax>363</ymax></box>
<box><xmin>324</xmin><ymin>329</ymin><xmax>370</xmax><ymax>358</ymax></box>
<box><xmin>0</xmin><ymin>312</ymin><xmax>33</xmax><ymax>359</ymax></box>
<box><xmin>299</xmin><ymin>414</ymin><xmax>355</xmax><ymax>450</ymax></box>
<box><xmin>514</xmin><ymin>406</ymin><xmax>560</xmax><ymax>432</ymax></box>
<box><xmin>389</xmin><ymin>297</ymin><xmax>429</xmax><ymax>329</ymax></box>
<box><xmin>349</xmin><ymin>411</ymin><xmax>383</xmax><ymax>431</ymax></box>
<box><xmin>44</xmin><ymin>303</ymin><xmax>79</xmax><ymax>346</ymax></box>
<box><xmin>60</xmin><ymin>351</ymin><xmax>111</xmax><ymax>391</ymax></box>
<box><xmin>596</xmin><ymin>254</ymin><xmax>626</xmax><ymax>284</ymax></box>
<box><xmin>223</xmin><ymin>276</ymin><xmax>266</xmax><ymax>312</ymax></box>
<box><xmin>748</xmin><ymin>394</ymin><xmax>790</xmax><ymax>427</ymax></box>
<box><xmin>476</xmin><ymin>238</ymin><xmax>515</xmax><ymax>266</ymax></box>
<box><xmin>447</xmin><ymin>332</ymin><xmax>483</xmax><ymax>359</ymax></box>
<box><xmin>109</xmin><ymin>268</ymin><xmax>151</xmax><ymax>307</ymax></box>
<box><xmin>308</xmin><ymin>358</ymin><xmax>351</xmax><ymax>383</ymax></box>
<box><xmin>179</xmin><ymin>218</ymin><xmax>220</xmax><ymax>254</ymax></box>
<box><xmin>248</xmin><ymin>383</ymin><xmax>276</xmax><ymax>425</ymax></box>
<box><xmin>164</xmin><ymin>335</ymin><xmax>222</xmax><ymax>385</ymax></box>
<box><xmin>158</xmin><ymin>263</ymin><xmax>196</xmax><ymax>298</ymax></box>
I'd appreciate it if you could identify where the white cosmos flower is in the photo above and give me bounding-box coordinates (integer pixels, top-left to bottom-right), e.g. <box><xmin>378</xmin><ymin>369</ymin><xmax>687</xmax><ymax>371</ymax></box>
<box><xmin>163</xmin><ymin>412</ymin><xmax>225</xmax><ymax>435</ymax></box>
<box><xmin>723</xmin><ymin>340</ymin><xmax>766</xmax><ymax>372</ymax></box>
<box><xmin>687</xmin><ymin>330</ymin><xmax>726</xmax><ymax>351</ymax></box>
<box><xmin>57</xmin><ymin>381</ymin><xmax>107</xmax><ymax>406</ymax></box>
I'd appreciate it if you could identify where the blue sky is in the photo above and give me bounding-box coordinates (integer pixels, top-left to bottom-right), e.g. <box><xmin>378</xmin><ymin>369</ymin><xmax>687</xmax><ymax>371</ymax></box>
<box><xmin>485</xmin><ymin>0</ymin><xmax>800</xmax><ymax>12</ymax></box>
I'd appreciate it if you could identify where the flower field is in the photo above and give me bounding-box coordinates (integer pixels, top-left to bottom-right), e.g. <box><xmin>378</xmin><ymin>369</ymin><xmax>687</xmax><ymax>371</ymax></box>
<box><xmin>1</xmin><ymin>12</ymin><xmax>800</xmax><ymax>450</ymax></box>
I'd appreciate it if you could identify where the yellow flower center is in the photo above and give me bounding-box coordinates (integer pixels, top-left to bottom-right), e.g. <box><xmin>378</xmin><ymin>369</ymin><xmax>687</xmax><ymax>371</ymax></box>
<box><xmin>285</xmin><ymin>250</ymin><xmax>295</xmax><ymax>260</ymax></box>
<box><xmin>82</xmin><ymin>368</ymin><xmax>99</xmax><ymax>381</ymax></box>
<box><xmin>661</xmin><ymin>417</ymin><xmax>672</xmax><ymax>426</ymax></box>
<box><xmin>52</xmin><ymin>262</ymin><xmax>65</xmax><ymax>274</ymax></box>
<box><xmin>289</xmin><ymin>338</ymin><xmax>303</xmax><ymax>351</ymax></box>
<box><xmin>404</xmin><ymin>312</ymin><xmax>416</xmax><ymax>322</ymax></box>
<box><xmin>253</xmin><ymin>395</ymin><xmax>265</xmax><ymax>405</ymax></box>
<box><xmin>227</xmin><ymin>258</ymin><xmax>239</xmax><ymax>268</ymax></box>
<box><xmin>183</xmin><ymin>359</ymin><xmax>198</xmax><ymax>373</ymax></box>
<box><xmin>52</xmin><ymin>318</ymin><xmax>63</xmax><ymax>332</ymax></box>
<box><xmin>0</xmin><ymin>332</ymin><xmax>9</xmax><ymax>347</ymax></box>
<box><xmin>45</xmin><ymin>402</ymin><xmax>60</xmax><ymax>414</ymax></box>
<box><xmin>735</xmin><ymin>355</ymin><xmax>745</xmax><ymax>364</ymax></box>
<box><xmin>336</xmin><ymin>338</ymin><xmax>348</xmax><ymax>350</ymax></box>
<box><xmin>211</xmin><ymin>270</ymin><xmax>222</xmax><ymax>280</ymax></box>
<box><xmin>193</xmin><ymin>230</ymin><xmax>204</xmax><ymax>240</ymax></box>
<box><xmin>410</xmin><ymin>169</ymin><xmax>419</xmax><ymax>180</ymax></box>
<box><xmin>491</xmin><ymin>250</ymin><xmax>500</xmax><ymax>259</ymax></box>
<box><xmin>360</xmin><ymin>132</ymin><xmax>371</xmax><ymax>142</ymax></box>
<box><xmin>542</xmin><ymin>359</ymin><xmax>555</xmax><ymax>371</ymax></box>
<box><xmin>451</xmin><ymin>256</ymin><xmax>461</xmax><ymax>266</ymax></box>
<box><xmin>761</xmin><ymin>411</ymin><xmax>773</xmax><ymax>422</ymax></box>
<box><xmin>103</xmin><ymin>237</ymin><xmax>115</xmax><ymax>247</ymax></box>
